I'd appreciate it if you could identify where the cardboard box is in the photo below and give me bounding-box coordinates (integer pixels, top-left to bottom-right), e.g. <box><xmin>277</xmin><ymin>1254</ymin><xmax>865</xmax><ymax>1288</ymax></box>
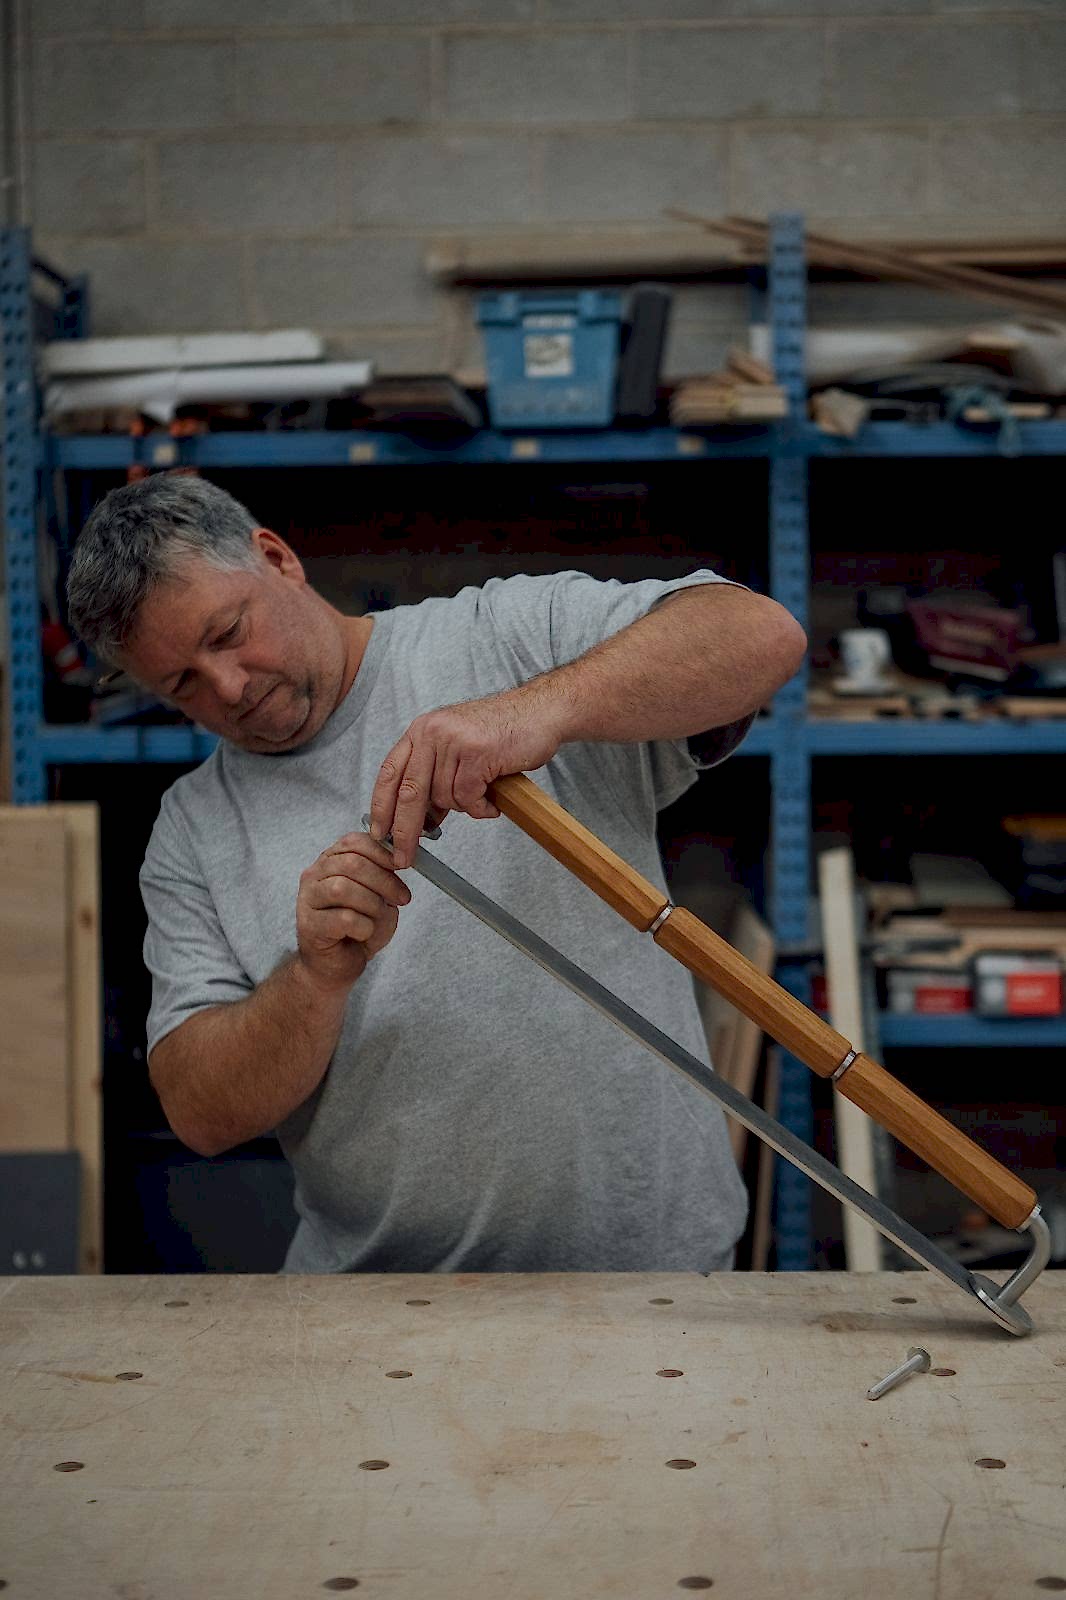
<box><xmin>972</xmin><ymin>950</ymin><xmax>1063</xmax><ymax>1016</ymax></box>
<box><xmin>885</xmin><ymin>967</ymin><xmax>974</xmax><ymax>1014</ymax></box>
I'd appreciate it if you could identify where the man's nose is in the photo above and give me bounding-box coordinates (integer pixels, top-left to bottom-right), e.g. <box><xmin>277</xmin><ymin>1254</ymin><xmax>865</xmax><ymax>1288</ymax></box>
<box><xmin>204</xmin><ymin>658</ymin><xmax>249</xmax><ymax>707</ymax></box>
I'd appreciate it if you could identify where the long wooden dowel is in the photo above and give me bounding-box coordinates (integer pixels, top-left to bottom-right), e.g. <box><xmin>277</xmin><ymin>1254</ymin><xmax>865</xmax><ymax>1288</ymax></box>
<box><xmin>772</xmin><ymin>216</ymin><xmax>1066</xmax><ymax>318</ymax></box>
<box><xmin>666</xmin><ymin>209</ymin><xmax>1066</xmax><ymax>320</ymax></box>
<box><xmin>721</xmin><ymin>210</ymin><xmax>1066</xmax><ymax>318</ymax></box>
<box><xmin>487</xmin><ymin>773</ymin><xmax>1038</xmax><ymax>1232</ymax></box>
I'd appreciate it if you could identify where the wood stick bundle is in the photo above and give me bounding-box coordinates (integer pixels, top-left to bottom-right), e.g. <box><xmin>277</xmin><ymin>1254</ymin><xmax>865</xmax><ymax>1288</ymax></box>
<box><xmin>670</xmin><ymin>347</ymin><xmax>787</xmax><ymax>425</ymax></box>
<box><xmin>667</xmin><ymin>209</ymin><xmax>1066</xmax><ymax>322</ymax></box>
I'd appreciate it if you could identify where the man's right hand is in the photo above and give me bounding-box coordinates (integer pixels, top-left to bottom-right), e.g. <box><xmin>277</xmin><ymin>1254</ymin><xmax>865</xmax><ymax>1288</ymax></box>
<box><xmin>296</xmin><ymin>832</ymin><xmax>411</xmax><ymax>992</ymax></box>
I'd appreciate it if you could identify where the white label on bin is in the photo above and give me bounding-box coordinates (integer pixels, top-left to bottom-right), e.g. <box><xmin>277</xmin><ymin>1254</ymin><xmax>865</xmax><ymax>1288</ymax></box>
<box><xmin>524</xmin><ymin>332</ymin><xmax>574</xmax><ymax>379</ymax></box>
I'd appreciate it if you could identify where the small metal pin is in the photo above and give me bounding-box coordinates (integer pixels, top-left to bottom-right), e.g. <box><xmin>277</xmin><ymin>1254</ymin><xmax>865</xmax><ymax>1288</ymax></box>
<box><xmin>361</xmin><ymin>814</ymin><xmax>442</xmax><ymax>845</ymax></box>
<box><xmin>867</xmin><ymin>1346</ymin><xmax>931</xmax><ymax>1401</ymax></box>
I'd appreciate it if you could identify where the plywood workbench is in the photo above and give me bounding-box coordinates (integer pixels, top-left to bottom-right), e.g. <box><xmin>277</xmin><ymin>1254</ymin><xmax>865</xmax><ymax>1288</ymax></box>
<box><xmin>2</xmin><ymin>1271</ymin><xmax>1064</xmax><ymax>1599</ymax></box>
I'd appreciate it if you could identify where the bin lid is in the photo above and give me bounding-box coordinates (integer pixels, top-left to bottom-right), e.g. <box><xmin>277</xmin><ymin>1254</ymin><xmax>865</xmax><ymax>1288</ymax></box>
<box><xmin>476</xmin><ymin>288</ymin><xmax>623</xmax><ymax>326</ymax></box>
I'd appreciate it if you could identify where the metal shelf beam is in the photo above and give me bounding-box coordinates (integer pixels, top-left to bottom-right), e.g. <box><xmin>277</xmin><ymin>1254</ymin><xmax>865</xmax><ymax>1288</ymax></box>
<box><xmin>806</xmin><ymin>720</ymin><xmax>1066</xmax><ymax>756</ymax></box>
<box><xmin>802</xmin><ymin>420</ymin><xmax>1066</xmax><ymax>459</ymax></box>
<box><xmin>48</xmin><ymin>425</ymin><xmax>780</xmax><ymax>471</ymax></box>
<box><xmin>881</xmin><ymin>1015</ymin><xmax>1066</xmax><ymax>1049</ymax></box>
<box><xmin>45</xmin><ymin>419</ymin><xmax>1066</xmax><ymax>471</ymax></box>
<box><xmin>36</xmin><ymin>726</ymin><xmax>219</xmax><ymax>764</ymax></box>
<box><xmin>27</xmin><ymin>713</ymin><xmax>1066</xmax><ymax>766</ymax></box>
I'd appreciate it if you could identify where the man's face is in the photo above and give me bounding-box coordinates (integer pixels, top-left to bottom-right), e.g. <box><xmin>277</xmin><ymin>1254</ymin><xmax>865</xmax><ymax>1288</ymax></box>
<box><xmin>119</xmin><ymin>531</ymin><xmax>343</xmax><ymax>753</ymax></box>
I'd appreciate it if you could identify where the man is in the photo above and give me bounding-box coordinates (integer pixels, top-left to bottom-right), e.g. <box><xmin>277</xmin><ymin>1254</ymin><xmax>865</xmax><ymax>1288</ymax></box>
<box><xmin>67</xmin><ymin>473</ymin><xmax>806</xmax><ymax>1274</ymax></box>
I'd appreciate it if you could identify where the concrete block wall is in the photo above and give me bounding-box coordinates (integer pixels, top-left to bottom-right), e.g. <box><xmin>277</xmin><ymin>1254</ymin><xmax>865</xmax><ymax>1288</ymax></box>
<box><xmin>17</xmin><ymin>0</ymin><xmax>1066</xmax><ymax>377</ymax></box>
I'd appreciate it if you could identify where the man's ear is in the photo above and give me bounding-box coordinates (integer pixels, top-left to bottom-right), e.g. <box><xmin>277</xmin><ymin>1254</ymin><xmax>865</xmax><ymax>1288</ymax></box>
<box><xmin>252</xmin><ymin>527</ymin><xmax>305</xmax><ymax>582</ymax></box>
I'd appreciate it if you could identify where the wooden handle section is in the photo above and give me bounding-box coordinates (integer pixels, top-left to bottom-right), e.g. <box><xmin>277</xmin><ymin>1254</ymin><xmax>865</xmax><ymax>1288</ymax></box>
<box><xmin>840</xmin><ymin>1056</ymin><xmax>1037</xmax><ymax>1231</ymax></box>
<box><xmin>487</xmin><ymin>773</ymin><xmax>667</xmax><ymax>930</ymax></box>
<box><xmin>656</xmin><ymin>907</ymin><xmax>853</xmax><ymax>1077</ymax></box>
<box><xmin>657</xmin><ymin>910</ymin><xmax>1036</xmax><ymax>1229</ymax></box>
<box><xmin>492</xmin><ymin>777</ymin><xmax>1038</xmax><ymax>1231</ymax></box>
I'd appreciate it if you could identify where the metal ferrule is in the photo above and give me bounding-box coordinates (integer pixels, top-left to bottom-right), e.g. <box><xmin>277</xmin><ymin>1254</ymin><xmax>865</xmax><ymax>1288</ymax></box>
<box><xmin>831</xmin><ymin>1048</ymin><xmax>859</xmax><ymax>1082</ymax></box>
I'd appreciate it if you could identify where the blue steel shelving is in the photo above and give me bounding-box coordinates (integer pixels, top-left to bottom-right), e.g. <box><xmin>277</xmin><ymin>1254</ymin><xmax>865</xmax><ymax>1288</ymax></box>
<box><xmin>1</xmin><ymin>229</ymin><xmax>43</xmax><ymax>810</ymax></box>
<box><xmin>4</xmin><ymin>215</ymin><xmax>1065</xmax><ymax>1268</ymax></box>
<box><xmin>41</xmin><ymin>418</ymin><xmax>1066</xmax><ymax>472</ymax></box>
<box><xmin>48</xmin><ymin>425</ymin><xmax>781</xmax><ymax>470</ymax></box>
<box><xmin>881</xmin><ymin>1015</ymin><xmax>1066</xmax><ymax>1049</ymax></box>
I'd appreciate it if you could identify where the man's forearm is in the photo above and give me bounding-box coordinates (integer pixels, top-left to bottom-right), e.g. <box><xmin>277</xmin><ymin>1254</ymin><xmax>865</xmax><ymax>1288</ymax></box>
<box><xmin>148</xmin><ymin>954</ymin><xmax>350</xmax><ymax>1157</ymax></box>
<box><xmin>512</xmin><ymin>584</ymin><xmax>806</xmax><ymax>747</ymax></box>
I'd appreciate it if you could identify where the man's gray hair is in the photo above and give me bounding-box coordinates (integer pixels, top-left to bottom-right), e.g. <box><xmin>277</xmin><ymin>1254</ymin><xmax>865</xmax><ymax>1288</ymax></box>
<box><xmin>66</xmin><ymin>474</ymin><xmax>262</xmax><ymax>660</ymax></box>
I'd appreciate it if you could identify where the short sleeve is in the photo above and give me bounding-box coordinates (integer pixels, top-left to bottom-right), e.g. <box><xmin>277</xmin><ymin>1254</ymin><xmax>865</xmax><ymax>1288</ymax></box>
<box><xmin>540</xmin><ymin>568</ymin><xmax>754</xmax><ymax>804</ymax></box>
<box><xmin>543</xmin><ymin>568</ymin><xmax>743</xmax><ymax>671</ymax></box>
<box><xmin>140</xmin><ymin>793</ymin><xmax>253</xmax><ymax>1055</ymax></box>
<box><xmin>685</xmin><ymin>711</ymin><xmax>757</xmax><ymax>771</ymax></box>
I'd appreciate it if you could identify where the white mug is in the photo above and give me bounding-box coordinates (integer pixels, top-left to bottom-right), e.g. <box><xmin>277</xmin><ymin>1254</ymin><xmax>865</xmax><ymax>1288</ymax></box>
<box><xmin>840</xmin><ymin>628</ymin><xmax>891</xmax><ymax>688</ymax></box>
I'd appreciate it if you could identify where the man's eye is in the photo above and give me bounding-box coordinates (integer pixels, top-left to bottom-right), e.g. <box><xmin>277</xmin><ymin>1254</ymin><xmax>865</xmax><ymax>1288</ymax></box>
<box><xmin>217</xmin><ymin>617</ymin><xmax>242</xmax><ymax>644</ymax></box>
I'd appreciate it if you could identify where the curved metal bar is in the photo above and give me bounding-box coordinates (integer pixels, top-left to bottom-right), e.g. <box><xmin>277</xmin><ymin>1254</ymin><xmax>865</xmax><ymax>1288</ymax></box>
<box><xmin>994</xmin><ymin>1207</ymin><xmax>1051</xmax><ymax>1309</ymax></box>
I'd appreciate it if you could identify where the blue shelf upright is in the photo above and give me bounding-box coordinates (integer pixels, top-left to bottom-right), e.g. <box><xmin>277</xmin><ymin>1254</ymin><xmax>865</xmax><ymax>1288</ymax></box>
<box><xmin>764</xmin><ymin>214</ymin><xmax>815</xmax><ymax>1270</ymax></box>
<box><xmin>1</xmin><ymin>228</ymin><xmax>45</xmax><ymax>804</ymax></box>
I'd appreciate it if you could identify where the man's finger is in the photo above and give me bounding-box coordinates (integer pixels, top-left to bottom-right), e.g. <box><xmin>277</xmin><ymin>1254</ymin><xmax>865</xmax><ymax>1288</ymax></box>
<box><xmin>368</xmin><ymin>735</ymin><xmax>412</xmax><ymax>844</ymax></box>
<box><xmin>389</xmin><ymin>745</ymin><xmax>437</xmax><ymax>868</ymax></box>
<box><xmin>320</xmin><ymin>834</ymin><xmax>396</xmax><ymax>872</ymax></box>
<box><xmin>430</xmin><ymin>749</ymin><xmax>461</xmax><ymax>817</ymax></box>
<box><xmin>307</xmin><ymin>858</ymin><xmax>412</xmax><ymax>909</ymax></box>
<box><xmin>452</xmin><ymin>755</ymin><xmax>499</xmax><ymax>818</ymax></box>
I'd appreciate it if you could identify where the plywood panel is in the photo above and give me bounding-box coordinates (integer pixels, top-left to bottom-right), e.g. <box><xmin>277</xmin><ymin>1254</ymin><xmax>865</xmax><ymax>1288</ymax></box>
<box><xmin>0</xmin><ymin>811</ymin><xmax>68</xmax><ymax>1148</ymax></box>
<box><xmin>0</xmin><ymin>804</ymin><xmax>101</xmax><ymax>1270</ymax></box>
<box><xmin>60</xmin><ymin>805</ymin><xmax>102</xmax><ymax>1273</ymax></box>
<box><xmin>819</xmin><ymin>846</ymin><xmax>881</xmax><ymax>1272</ymax></box>
<box><xmin>0</xmin><ymin>1271</ymin><xmax>1062</xmax><ymax>1599</ymax></box>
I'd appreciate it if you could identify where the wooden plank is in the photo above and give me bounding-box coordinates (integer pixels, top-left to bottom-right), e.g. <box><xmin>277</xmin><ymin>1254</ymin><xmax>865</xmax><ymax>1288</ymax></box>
<box><xmin>427</xmin><ymin>228</ymin><xmax>1066</xmax><ymax>286</ymax></box>
<box><xmin>961</xmin><ymin>403</ymin><xmax>1051</xmax><ymax>422</ymax></box>
<box><xmin>1</xmin><ymin>1271</ymin><xmax>1063</xmax><ymax>1599</ymax></box>
<box><xmin>58</xmin><ymin>805</ymin><xmax>102</xmax><ymax>1274</ymax></box>
<box><xmin>749</xmin><ymin>1047</ymin><xmax>780</xmax><ymax>1271</ymax></box>
<box><xmin>879</xmin><ymin>926</ymin><xmax>1066</xmax><ymax>965</ymax></box>
<box><xmin>0</xmin><ymin>805</ymin><xmax>102</xmax><ymax>1270</ymax></box>
<box><xmin>0</xmin><ymin>665</ymin><xmax>10</xmax><ymax>805</ymax></box>
<box><xmin>425</xmin><ymin>230</ymin><xmax>745</xmax><ymax>284</ymax></box>
<box><xmin>943</xmin><ymin>907</ymin><xmax>1066</xmax><ymax>929</ymax></box>
<box><xmin>818</xmin><ymin>847</ymin><xmax>882</xmax><ymax>1271</ymax></box>
<box><xmin>0</xmin><ymin>810</ymin><xmax>69</xmax><ymax>1149</ymax></box>
<box><xmin>1000</xmin><ymin>697</ymin><xmax>1066</xmax><ymax>719</ymax></box>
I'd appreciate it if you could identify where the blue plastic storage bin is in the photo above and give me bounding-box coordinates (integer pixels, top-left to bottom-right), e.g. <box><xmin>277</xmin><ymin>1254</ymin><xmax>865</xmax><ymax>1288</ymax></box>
<box><xmin>476</xmin><ymin>289</ymin><xmax>622</xmax><ymax>430</ymax></box>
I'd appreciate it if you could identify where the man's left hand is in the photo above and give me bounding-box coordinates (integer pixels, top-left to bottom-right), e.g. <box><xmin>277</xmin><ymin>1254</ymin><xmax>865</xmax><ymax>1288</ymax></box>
<box><xmin>368</xmin><ymin>689</ymin><xmax>563</xmax><ymax>868</ymax></box>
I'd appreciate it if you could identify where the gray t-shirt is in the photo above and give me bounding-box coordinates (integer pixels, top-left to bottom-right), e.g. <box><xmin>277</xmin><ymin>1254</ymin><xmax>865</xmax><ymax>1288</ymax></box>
<box><xmin>141</xmin><ymin>568</ymin><xmax>750</xmax><ymax>1273</ymax></box>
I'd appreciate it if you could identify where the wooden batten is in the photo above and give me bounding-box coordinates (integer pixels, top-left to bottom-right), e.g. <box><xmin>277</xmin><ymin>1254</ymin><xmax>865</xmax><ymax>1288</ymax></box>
<box><xmin>0</xmin><ymin>804</ymin><xmax>102</xmax><ymax>1272</ymax></box>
